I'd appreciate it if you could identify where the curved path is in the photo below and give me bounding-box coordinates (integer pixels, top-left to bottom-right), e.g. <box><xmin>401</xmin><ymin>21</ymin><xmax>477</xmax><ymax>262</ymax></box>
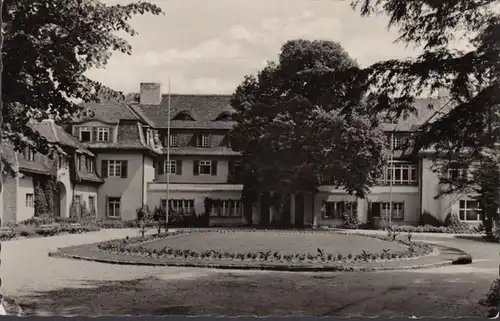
<box><xmin>2</xmin><ymin>229</ymin><xmax>499</xmax><ymax>316</ymax></box>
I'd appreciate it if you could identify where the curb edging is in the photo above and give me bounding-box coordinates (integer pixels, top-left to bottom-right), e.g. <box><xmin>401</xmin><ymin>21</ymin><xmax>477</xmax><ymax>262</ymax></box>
<box><xmin>48</xmin><ymin>250</ymin><xmax>454</xmax><ymax>272</ymax></box>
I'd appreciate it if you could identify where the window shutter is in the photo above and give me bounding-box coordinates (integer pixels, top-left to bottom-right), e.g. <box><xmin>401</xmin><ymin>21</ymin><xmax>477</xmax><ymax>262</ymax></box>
<box><xmin>92</xmin><ymin>128</ymin><xmax>98</xmax><ymax>142</ymax></box>
<box><xmin>193</xmin><ymin>160</ymin><xmax>199</xmax><ymax>176</ymax></box>
<box><xmin>196</xmin><ymin>135</ymin><xmax>201</xmax><ymax>147</ymax></box>
<box><xmin>121</xmin><ymin>160</ymin><xmax>128</xmax><ymax>178</ymax></box>
<box><xmin>176</xmin><ymin>160</ymin><xmax>182</xmax><ymax>175</ymax></box>
<box><xmin>208</xmin><ymin>134</ymin><xmax>212</xmax><ymax>147</ymax></box>
<box><xmin>101</xmin><ymin>160</ymin><xmax>108</xmax><ymax>178</ymax></box>
<box><xmin>105</xmin><ymin>196</ymin><xmax>108</xmax><ymax>216</ymax></box>
<box><xmin>109</xmin><ymin>128</ymin><xmax>114</xmax><ymax>142</ymax></box>
<box><xmin>211</xmin><ymin>160</ymin><xmax>218</xmax><ymax>176</ymax></box>
<box><xmin>158</xmin><ymin>158</ymin><xmax>164</xmax><ymax>175</ymax></box>
<box><xmin>75</xmin><ymin>127</ymin><xmax>81</xmax><ymax>139</ymax></box>
<box><xmin>228</xmin><ymin>160</ymin><xmax>235</xmax><ymax>176</ymax></box>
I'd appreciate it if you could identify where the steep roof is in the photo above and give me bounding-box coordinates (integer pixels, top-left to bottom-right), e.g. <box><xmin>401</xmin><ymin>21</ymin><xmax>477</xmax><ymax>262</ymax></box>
<box><xmin>75</xmin><ymin>100</ymin><xmax>145</xmax><ymax>124</ymax></box>
<box><xmin>30</xmin><ymin>120</ymin><xmax>94</xmax><ymax>156</ymax></box>
<box><xmin>380</xmin><ymin>97</ymin><xmax>451</xmax><ymax>132</ymax></box>
<box><xmin>129</xmin><ymin>94</ymin><xmax>236</xmax><ymax>129</ymax></box>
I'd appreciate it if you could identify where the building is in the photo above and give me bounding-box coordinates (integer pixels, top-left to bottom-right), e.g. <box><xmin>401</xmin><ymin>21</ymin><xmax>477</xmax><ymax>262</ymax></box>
<box><xmin>1</xmin><ymin>119</ymin><xmax>102</xmax><ymax>224</ymax></box>
<box><xmin>0</xmin><ymin>83</ymin><xmax>482</xmax><ymax>228</ymax></box>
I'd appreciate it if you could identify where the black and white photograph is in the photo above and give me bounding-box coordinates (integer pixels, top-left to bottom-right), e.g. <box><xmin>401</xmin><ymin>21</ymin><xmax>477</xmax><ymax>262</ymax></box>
<box><xmin>0</xmin><ymin>0</ymin><xmax>499</xmax><ymax>317</ymax></box>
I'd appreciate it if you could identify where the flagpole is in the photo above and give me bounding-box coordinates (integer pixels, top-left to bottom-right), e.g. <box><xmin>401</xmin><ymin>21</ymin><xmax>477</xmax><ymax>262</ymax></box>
<box><xmin>166</xmin><ymin>76</ymin><xmax>171</xmax><ymax>232</ymax></box>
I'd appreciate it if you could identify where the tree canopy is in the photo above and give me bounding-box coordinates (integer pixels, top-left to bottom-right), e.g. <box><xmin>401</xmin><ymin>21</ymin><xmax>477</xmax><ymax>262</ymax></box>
<box><xmin>1</xmin><ymin>0</ymin><xmax>163</xmax><ymax>154</ymax></box>
<box><xmin>231</xmin><ymin>39</ymin><xmax>387</xmax><ymax>219</ymax></box>
<box><xmin>351</xmin><ymin>0</ymin><xmax>500</xmax><ymax>235</ymax></box>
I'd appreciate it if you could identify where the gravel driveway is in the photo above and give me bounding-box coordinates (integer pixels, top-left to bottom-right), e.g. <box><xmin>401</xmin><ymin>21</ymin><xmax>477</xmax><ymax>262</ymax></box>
<box><xmin>1</xmin><ymin>229</ymin><xmax>498</xmax><ymax>316</ymax></box>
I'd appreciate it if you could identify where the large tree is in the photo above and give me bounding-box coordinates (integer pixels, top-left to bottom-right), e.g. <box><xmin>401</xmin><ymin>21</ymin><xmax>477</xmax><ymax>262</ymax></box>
<box><xmin>231</xmin><ymin>39</ymin><xmax>387</xmax><ymax>225</ymax></box>
<box><xmin>350</xmin><ymin>0</ymin><xmax>500</xmax><ymax>237</ymax></box>
<box><xmin>1</xmin><ymin>0</ymin><xmax>163</xmax><ymax>155</ymax></box>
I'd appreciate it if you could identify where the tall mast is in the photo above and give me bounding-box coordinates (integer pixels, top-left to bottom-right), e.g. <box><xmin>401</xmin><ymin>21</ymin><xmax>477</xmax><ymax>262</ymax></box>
<box><xmin>166</xmin><ymin>76</ymin><xmax>171</xmax><ymax>231</ymax></box>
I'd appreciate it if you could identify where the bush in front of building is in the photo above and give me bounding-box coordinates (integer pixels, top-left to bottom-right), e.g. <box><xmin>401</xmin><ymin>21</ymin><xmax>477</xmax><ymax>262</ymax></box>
<box><xmin>419</xmin><ymin>210</ymin><xmax>443</xmax><ymax>227</ymax></box>
<box><xmin>341</xmin><ymin>211</ymin><xmax>359</xmax><ymax>229</ymax></box>
<box><xmin>444</xmin><ymin>212</ymin><xmax>471</xmax><ymax>233</ymax></box>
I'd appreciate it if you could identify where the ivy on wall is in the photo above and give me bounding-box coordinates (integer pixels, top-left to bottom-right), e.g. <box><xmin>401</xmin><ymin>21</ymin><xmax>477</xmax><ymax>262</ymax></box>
<box><xmin>33</xmin><ymin>174</ymin><xmax>57</xmax><ymax>216</ymax></box>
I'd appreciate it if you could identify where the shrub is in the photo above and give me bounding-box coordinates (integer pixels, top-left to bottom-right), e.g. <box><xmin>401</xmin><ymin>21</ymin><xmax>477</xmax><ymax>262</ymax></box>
<box><xmin>16</xmin><ymin>225</ymin><xmax>36</xmax><ymax>237</ymax></box>
<box><xmin>480</xmin><ymin>278</ymin><xmax>500</xmax><ymax>308</ymax></box>
<box><xmin>420</xmin><ymin>210</ymin><xmax>443</xmax><ymax>227</ymax></box>
<box><xmin>444</xmin><ymin>212</ymin><xmax>470</xmax><ymax>233</ymax></box>
<box><xmin>342</xmin><ymin>210</ymin><xmax>359</xmax><ymax>229</ymax></box>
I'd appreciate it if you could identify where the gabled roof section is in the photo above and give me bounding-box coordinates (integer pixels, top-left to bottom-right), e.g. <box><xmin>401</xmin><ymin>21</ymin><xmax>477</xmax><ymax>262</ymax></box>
<box><xmin>74</xmin><ymin>100</ymin><xmax>147</xmax><ymax>125</ymax></box>
<box><xmin>30</xmin><ymin>119</ymin><xmax>94</xmax><ymax>156</ymax></box>
<box><xmin>130</xmin><ymin>94</ymin><xmax>236</xmax><ymax>129</ymax></box>
<box><xmin>380</xmin><ymin>97</ymin><xmax>451</xmax><ymax>132</ymax></box>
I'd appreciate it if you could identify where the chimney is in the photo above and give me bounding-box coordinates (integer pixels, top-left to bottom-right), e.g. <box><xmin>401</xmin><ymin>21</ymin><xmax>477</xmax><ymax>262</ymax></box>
<box><xmin>139</xmin><ymin>82</ymin><xmax>162</xmax><ymax>105</ymax></box>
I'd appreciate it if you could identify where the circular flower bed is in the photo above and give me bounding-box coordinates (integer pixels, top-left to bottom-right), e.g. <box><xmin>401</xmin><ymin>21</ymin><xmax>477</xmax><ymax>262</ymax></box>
<box><xmin>96</xmin><ymin>229</ymin><xmax>434</xmax><ymax>265</ymax></box>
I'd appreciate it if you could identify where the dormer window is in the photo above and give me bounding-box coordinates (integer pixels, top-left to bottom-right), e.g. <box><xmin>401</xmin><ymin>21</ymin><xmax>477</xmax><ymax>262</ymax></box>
<box><xmin>97</xmin><ymin>128</ymin><xmax>109</xmax><ymax>142</ymax></box>
<box><xmin>201</xmin><ymin>134</ymin><xmax>210</xmax><ymax>147</ymax></box>
<box><xmin>215</xmin><ymin>111</ymin><xmax>234</xmax><ymax>121</ymax></box>
<box><xmin>24</xmin><ymin>147</ymin><xmax>35</xmax><ymax>162</ymax></box>
<box><xmin>172</xmin><ymin>111</ymin><xmax>195</xmax><ymax>121</ymax></box>
<box><xmin>59</xmin><ymin>155</ymin><xmax>68</xmax><ymax>169</ymax></box>
<box><xmin>169</xmin><ymin>134</ymin><xmax>178</xmax><ymax>147</ymax></box>
<box><xmin>86</xmin><ymin>157</ymin><xmax>94</xmax><ymax>173</ymax></box>
<box><xmin>80</xmin><ymin>127</ymin><xmax>91</xmax><ymax>142</ymax></box>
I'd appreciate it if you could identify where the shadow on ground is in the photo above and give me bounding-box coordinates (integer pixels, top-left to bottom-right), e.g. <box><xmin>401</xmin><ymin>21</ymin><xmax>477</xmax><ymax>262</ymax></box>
<box><xmin>17</xmin><ymin>269</ymin><xmax>492</xmax><ymax>317</ymax></box>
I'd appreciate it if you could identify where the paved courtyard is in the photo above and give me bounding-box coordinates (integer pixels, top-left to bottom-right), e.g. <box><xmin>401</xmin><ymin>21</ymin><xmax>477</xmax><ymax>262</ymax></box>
<box><xmin>2</xmin><ymin>229</ymin><xmax>499</xmax><ymax>316</ymax></box>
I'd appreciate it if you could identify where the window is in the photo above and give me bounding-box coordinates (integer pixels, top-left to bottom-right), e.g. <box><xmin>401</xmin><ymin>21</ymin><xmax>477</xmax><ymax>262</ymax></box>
<box><xmin>86</xmin><ymin>157</ymin><xmax>94</xmax><ymax>173</ymax></box>
<box><xmin>201</xmin><ymin>134</ymin><xmax>210</xmax><ymax>147</ymax></box>
<box><xmin>199</xmin><ymin>160</ymin><xmax>212</xmax><ymax>175</ymax></box>
<box><xmin>24</xmin><ymin>147</ymin><xmax>35</xmax><ymax>162</ymax></box>
<box><xmin>88</xmin><ymin>196</ymin><xmax>95</xmax><ymax>213</ymax></box>
<box><xmin>392</xmin><ymin>135</ymin><xmax>402</xmax><ymax>150</ymax></box>
<box><xmin>448</xmin><ymin>166</ymin><xmax>468</xmax><ymax>181</ymax></box>
<box><xmin>169</xmin><ymin>134</ymin><xmax>178</xmax><ymax>147</ymax></box>
<box><xmin>321</xmin><ymin>201</ymin><xmax>357</xmax><ymax>219</ymax></box>
<box><xmin>173</xmin><ymin>111</ymin><xmax>195</xmax><ymax>121</ymax></box>
<box><xmin>77</xmin><ymin>155</ymin><xmax>82</xmax><ymax>171</ymax></box>
<box><xmin>80</xmin><ymin>127</ymin><xmax>91</xmax><ymax>142</ymax></box>
<box><xmin>380</xmin><ymin>162</ymin><xmax>417</xmax><ymax>185</ymax></box>
<box><xmin>210</xmin><ymin>200</ymin><xmax>242</xmax><ymax>217</ymax></box>
<box><xmin>459</xmin><ymin>200</ymin><xmax>481</xmax><ymax>221</ymax></box>
<box><xmin>97</xmin><ymin>128</ymin><xmax>110</xmax><ymax>142</ymax></box>
<box><xmin>108</xmin><ymin>160</ymin><xmax>123</xmax><ymax>177</ymax></box>
<box><xmin>25</xmin><ymin>194</ymin><xmax>34</xmax><ymax>207</ymax></box>
<box><xmin>58</xmin><ymin>155</ymin><xmax>68</xmax><ymax>169</ymax></box>
<box><xmin>164</xmin><ymin>160</ymin><xmax>176</xmax><ymax>174</ymax></box>
<box><xmin>161</xmin><ymin>199</ymin><xmax>195</xmax><ymax>214</ymax></box>
<box><xmin>381</xmin><ymin>202</ymin><xmax>404</xmax><ymax>220</ymax></box>
<box><xmin>107</xmin><ymin>197</ymin><xmax>121</xmax><ymax>217</ymax></box>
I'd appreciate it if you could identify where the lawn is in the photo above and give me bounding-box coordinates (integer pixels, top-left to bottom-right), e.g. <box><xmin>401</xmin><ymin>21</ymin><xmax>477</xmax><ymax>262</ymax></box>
<box><xmin>141</xmin><ymin>231</ymin><xmax>406</xmax><ymax>256</ymax></box>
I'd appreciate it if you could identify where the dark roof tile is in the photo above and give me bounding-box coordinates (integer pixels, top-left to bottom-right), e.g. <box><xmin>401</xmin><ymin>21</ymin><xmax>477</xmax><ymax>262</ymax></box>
<box><xmin>76</xmin><ymin>100</ymin><xmax>143</xmax><ymax>124</ymax></box>
<box><xmin>130</xmin><ymin>94</ymin><xmax>234</xmax><ymax>128</ymax></box>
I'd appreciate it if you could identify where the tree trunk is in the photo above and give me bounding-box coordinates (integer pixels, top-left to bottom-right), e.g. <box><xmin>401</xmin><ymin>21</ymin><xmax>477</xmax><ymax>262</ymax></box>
<box><xmin>0</xmin><ymin>0</ymin><xmax>5</xmax><ymax>306</ymax></box>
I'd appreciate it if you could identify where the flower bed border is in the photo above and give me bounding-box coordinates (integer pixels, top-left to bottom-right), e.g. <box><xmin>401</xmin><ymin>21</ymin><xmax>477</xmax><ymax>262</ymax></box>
<box><xmin>0</xmin><ymin>224</ymin><xmax>100</xmax><ymax>241</ymax></box>
<box><xmin>95</xmin><ymin>229</ymin><xmax>435</xmax><ymax>265</ymax></box>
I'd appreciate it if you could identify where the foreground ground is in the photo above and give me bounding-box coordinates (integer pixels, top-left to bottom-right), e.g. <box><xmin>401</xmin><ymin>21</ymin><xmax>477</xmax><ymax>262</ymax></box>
<box><xmin>2</xmin><ymin>228</ymin><xmax>499</xmax><ymax>316</ymax></box>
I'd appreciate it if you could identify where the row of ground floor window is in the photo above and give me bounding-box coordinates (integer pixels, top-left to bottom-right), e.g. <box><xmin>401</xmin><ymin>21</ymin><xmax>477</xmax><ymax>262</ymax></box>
<box><xmin>3</xmin><ymin>180</ymin><xmax>484</xmax><ymax>227</ymax></box>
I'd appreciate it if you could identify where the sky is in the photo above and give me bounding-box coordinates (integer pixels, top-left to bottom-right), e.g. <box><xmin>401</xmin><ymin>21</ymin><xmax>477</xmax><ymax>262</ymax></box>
<box><xmin>86</xmin><ymin>0</ymin><xmax>421</xmax><ymax>95</ymax></box>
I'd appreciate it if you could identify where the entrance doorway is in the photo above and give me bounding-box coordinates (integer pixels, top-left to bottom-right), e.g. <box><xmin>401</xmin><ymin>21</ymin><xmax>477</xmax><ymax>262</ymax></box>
<box><xmin>54</xmin><ymin>182</ymin><xmax>67</xmax><ymax>218</ymax></box>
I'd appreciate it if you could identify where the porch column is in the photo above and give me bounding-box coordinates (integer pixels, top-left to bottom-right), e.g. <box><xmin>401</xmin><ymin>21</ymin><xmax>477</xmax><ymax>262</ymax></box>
<box><xmin>252</xmin><ymin>193</ymin><xmax>261</xmax><ymax>225</ymax></box>
<box><xmin>312</xmin><ymin>193</ymin><xmax>319</xmax><ymax>228</ymax></box>
<box><xmin>290</xmin><ymin>194</ymin><xmax>296</xmax><ymax>226</ymax></box>
<box><xmin>357</xmin><ymin>198</ymin><xmax>366</xmax><ymax>223</ymax></box>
